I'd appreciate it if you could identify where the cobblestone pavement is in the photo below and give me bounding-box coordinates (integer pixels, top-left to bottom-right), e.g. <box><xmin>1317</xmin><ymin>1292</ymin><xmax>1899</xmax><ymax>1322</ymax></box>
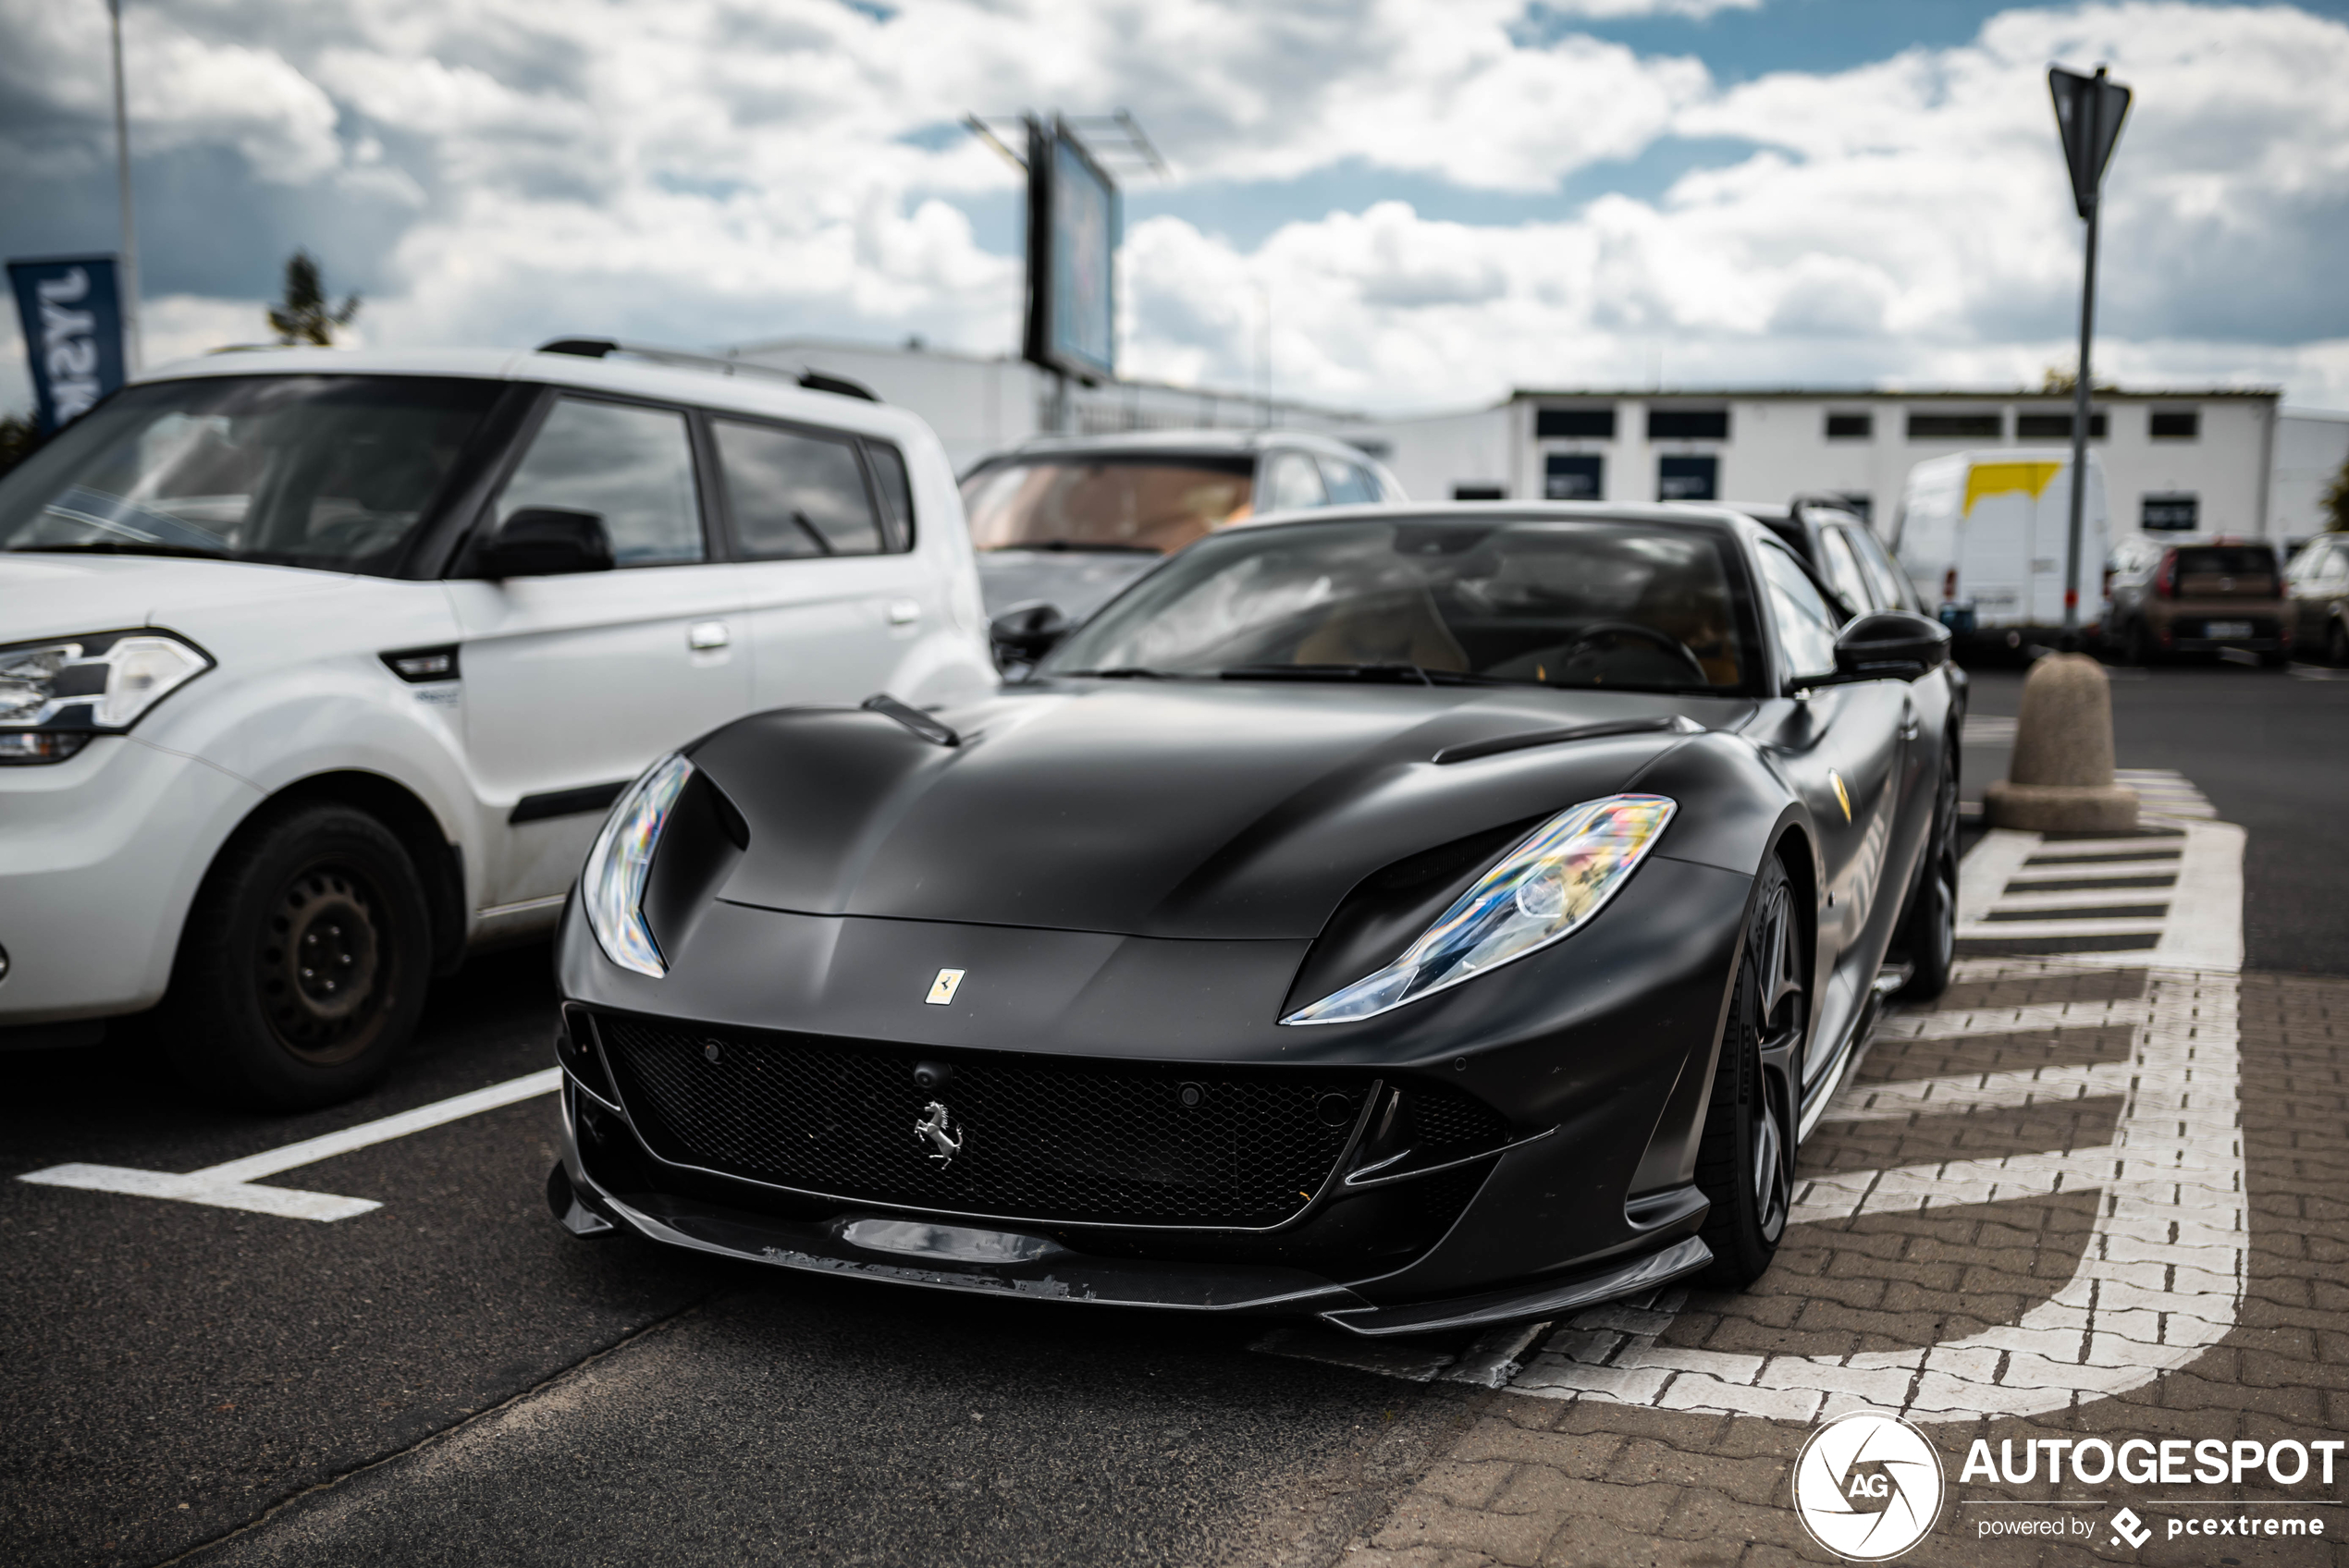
<box><xmin>1299</xmin><ymin>806</ymin><xmax>2348</xmax><ymax>1567</ymax></box>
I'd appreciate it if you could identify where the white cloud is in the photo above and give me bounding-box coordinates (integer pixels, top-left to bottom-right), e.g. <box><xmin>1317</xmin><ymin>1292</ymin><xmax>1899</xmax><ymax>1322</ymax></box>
<box><xmin>0</xmin><ymin>0</ymin><xmax>2344</xmax><ymax>422</ymax></box>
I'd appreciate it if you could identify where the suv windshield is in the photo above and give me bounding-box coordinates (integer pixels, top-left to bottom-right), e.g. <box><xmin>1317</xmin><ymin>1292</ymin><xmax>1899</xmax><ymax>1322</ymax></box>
<box><xmin>0</xmin><ymin>374</ymin><xmax>500</xmax><ymax>573</ymax></box>
<box><xmin>962</xmin><ymin>454</ymin><xmax>1254</xmax><ymax>555</ymax></box>
<box><xmin>1043</xmin><ymin>516</ymin><xmax>1755</xmax><ymax>694</ymax></box>
<box><xmin>2174</xmin><ymin>546</ymin><xmax>2277</xmax><ymax>578</ymax></box>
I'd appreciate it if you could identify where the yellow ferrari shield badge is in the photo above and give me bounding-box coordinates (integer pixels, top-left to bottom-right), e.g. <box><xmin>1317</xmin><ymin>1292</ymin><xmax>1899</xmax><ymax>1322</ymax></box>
<box><xmin>926</xmin><ymin>968</ymin><xmax>965</xmax><ymax>1005</ymax></box>
<box><xmin>1829</xmin><ymin>771</ymin><xmax>1851</xmax><ymax>822</ymax></box>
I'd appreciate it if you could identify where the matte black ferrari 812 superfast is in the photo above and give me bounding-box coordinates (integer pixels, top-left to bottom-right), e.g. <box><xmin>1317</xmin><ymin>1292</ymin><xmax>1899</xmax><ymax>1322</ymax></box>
<box><xmin>547</xmin><ymin>503</ymin><xmax>1963</xmax><ymax>1336</ymax></box>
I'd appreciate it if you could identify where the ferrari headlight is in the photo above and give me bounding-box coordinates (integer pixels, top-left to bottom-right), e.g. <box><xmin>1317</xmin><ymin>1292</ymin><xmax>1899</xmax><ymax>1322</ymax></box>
<box><xmin>1283</xmin><ymin>793</ymin><xmax>1678</xmax><ymax>1026</ymax></box>
<box><xmin>0</xmin><ymin>631</ymin><xmax>213</xmax><ymax>765</ymax></box>
<box><xmin>582</xmin><ymin>752</ymin><xmax>695</xmax><ymax>977</ymax></box>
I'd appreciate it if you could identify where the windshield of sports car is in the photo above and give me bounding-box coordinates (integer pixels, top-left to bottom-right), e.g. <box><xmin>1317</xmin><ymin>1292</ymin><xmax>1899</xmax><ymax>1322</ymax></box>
<box><xmin>1043</xmin><ymin>516</ymin><xmax>1756</xmax><ymax>694</ymax></box>
<box><xmin>0</xmin><ymin>374</ymin><xmax>500</xmax><ymax>573</ymax></box>
<box><xmin>962</xmin><ymin>454</ymin><xmax>1254</xmax><ymax>555</ymax></box>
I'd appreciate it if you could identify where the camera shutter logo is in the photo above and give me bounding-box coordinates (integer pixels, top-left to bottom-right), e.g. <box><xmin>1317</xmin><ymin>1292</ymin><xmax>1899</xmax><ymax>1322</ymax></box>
<box><xmin>1792</xmin><ymin>1411</ymin><xmax>1945</xmax><ymax>1562</ymax></box>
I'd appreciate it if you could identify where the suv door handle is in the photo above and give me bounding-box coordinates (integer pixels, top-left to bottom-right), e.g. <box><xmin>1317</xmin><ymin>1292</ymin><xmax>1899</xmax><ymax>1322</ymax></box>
<box><xmin>687</xmin><ymin>620</ymin><xmax>731</xmax><ymax>650</ymax></box>
<box><xmin>887</xmin><ymin>599</ymin><xmax>921</xmax><ymax>626</ymax></box>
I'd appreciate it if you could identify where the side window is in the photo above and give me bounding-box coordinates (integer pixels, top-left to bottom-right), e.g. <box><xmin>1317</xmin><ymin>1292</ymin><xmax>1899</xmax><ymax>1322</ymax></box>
<box><xmin>1814</xmin><ymin>526</ymin><xmax>1874</xmax><ymax>618</ymax></box>
<box><xmin>863</xmin><ymin>440</ymin><xmax>916</xmax><ymax>552</ymax></box>
<box><xmin>498</xmin><ymin>397</ymin><xmax>702</xmax><ymax>566</ymax></box>
<box><xmin>1844</xmin><ymin>525</ymin><xmax>1912</xmax><ymax>611</ymax></box>
<box><xmin>1261</xmin><ymin>452</ymin><xmax>1326</xmax><ymax>512</ymax></box>
<box><xmin>1316</xmin><ymin>456</ymin><xmax>1380</xmax><ymax>505</ymax></box>
<box><xmin>1758</xmin><ymin>544</ymin><xmax>1839</xmax><ymax>680</ymax></box>
<box><xmin>2318</xmin><ymin>545</ymin><xmax>2349</xmax><ymax>586</ymax></box>
<box><xmin>712</xmin><ymin>418</ymin><xmax>883</xmax><ymax>558</ymax></box>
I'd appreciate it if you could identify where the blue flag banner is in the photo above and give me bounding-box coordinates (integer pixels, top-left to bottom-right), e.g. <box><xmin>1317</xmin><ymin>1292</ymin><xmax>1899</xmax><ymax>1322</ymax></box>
<box><xmin>8</xmin><ymin>255</ymin><xmax>128</xmax><ymax>435</ymax></box>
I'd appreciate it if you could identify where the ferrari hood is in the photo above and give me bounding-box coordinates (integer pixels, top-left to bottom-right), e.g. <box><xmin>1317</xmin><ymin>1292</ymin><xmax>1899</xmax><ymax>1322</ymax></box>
<box><xmin>692</xmin><ymin>681</ymin><xmax>1747</xmax><ymax>941</ymax></box>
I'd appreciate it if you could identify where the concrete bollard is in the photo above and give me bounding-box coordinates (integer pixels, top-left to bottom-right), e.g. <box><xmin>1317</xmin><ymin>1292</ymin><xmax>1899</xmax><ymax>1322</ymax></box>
<box><xmin>1985</xmin><ymin>653</ymin><xmax>2138</xmax><ymax>833</ymax></box>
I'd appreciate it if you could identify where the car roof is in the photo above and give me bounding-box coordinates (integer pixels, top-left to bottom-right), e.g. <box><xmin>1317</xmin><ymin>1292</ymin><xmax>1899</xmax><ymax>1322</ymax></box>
<box><xmin>1226</xmin><ymin>498</ymin><xmax>1775</xmax><ymax>542</ymax></box>
<box><xmin>970</xmin><ymin>428</ymin><xmax>1378</xmax><ymax>465</ymax></box>
<box><xmin>129</xmin><ymin>344</ymin><xmax>936</xmax><ymax>448</ymax></box>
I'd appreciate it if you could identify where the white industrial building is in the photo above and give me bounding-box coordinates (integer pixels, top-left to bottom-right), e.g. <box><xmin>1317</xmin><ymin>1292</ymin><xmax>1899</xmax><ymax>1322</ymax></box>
<box><xmin>737</xmin><ymin>337</ymin><xmax>2345</xmax><ymax>547</ymax></box>
<box><xmin>1333</xmin><ymin>388</ymin><xmax>2327</xmax><ymax>547</ymax></box>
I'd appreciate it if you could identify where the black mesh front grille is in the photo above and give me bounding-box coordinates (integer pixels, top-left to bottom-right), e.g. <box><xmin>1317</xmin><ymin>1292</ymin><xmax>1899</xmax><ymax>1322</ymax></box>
<box><xmin>1407</xmin><ymin>1084</ymin><xmax>1512</xmax><ymax>1154</ymax></box>
<box><xmin>593</xmin><ymin>1014</ymin><xmax>1376</xmax><ymax>1229</ymax></box>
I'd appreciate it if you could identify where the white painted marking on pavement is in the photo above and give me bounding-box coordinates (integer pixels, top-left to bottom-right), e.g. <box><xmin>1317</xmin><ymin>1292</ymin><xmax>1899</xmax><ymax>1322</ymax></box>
<box><xmin>17</xmin><ymin>1067</ymin><xmax>561</xmax><ymax>1221</ymax></box>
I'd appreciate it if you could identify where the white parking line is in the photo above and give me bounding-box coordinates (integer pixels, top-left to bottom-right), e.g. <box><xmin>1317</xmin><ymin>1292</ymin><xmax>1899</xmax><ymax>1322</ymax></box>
<box><xmin>17</xmin><ymin>1067</ymin><xmax>560</xmax><ymax>1221</ymax></box>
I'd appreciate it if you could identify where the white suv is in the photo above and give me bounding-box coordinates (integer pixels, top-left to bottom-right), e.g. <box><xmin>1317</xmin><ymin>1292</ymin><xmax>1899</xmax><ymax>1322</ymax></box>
<box><xmin>0</xmin><ymin>343</ymin><xmax>994</xmax><ymax>1105</ymax></box>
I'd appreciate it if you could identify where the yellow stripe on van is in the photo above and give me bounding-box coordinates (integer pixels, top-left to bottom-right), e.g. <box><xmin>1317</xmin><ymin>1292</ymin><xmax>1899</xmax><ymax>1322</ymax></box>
<box><xmin>1962</xmin><ymin>461</ymin><xmax>2063</xmax><ymax>515</ymax></box>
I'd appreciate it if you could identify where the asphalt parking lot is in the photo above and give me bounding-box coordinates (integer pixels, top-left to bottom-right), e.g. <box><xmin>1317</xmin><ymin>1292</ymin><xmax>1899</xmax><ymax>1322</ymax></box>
<box><xmin>5</xmin><ymin>655</ymin><xmax>2345</xmax><ymax>1568</ymax></box>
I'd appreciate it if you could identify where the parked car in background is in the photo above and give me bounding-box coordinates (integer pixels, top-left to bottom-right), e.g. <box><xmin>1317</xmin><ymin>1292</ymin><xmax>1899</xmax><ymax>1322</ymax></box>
<box><xmin>2284</xmin><ymin>533</ymin><xmax>2349</xmax><ymax>666</ymax></box>
<box><xmin>1891</xmin><ymin>450</ymin><xmax>2107</xmax><ymax>654</ymax></box>
<box><xmin>958</xmin><ymin>430</ymin><xmax>1404</xmax><ymax>631</ymax></box>
<box><xmin>2103</xmin><ymin>539</ymin><xmax>2291</xmax><ymax>666</ymax></box>
<box><xmin>1731</xmin><ymin>496</ymin><xmax>1925</xmax><ymax>621</ymax></box>
<box><xmin>0</xmin><ymin>343</ymin><xmax>993</xmax><ymax>1107</ymax></box>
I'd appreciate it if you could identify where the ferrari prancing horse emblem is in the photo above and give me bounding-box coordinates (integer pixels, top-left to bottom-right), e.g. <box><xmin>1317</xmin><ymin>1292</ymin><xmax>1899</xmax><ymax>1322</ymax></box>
<box><xmin>926</xmin><ymin>967</ymin><xmax>965</xmax><ymax>1005</ymax></box>
<box><xmin>914</xmin><ymin>1101</ymin><xmax>964</xmax><ymax>1166</ymax></box>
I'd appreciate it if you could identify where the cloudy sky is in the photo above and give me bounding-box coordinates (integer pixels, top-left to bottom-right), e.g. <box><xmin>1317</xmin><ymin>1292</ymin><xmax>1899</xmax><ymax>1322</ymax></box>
<box><xmin>5</xmin><ymin>0</ymin><xmax>2348</xmax><ymax>417</ymax></box>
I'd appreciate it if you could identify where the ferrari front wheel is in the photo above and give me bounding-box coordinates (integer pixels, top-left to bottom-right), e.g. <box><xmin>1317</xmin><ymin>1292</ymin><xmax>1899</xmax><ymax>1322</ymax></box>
<box><xmin>1695</xmin><ymin>856</ymin><xmax>1806</xmax><ymax>1287</ymax></box>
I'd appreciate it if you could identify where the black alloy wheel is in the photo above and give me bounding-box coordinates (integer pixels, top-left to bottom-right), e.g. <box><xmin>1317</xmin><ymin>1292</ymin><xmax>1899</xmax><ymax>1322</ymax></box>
<box><xmin>166</xmin><ymin>802</ymin><xmax>432</xmax><ymax>1109</ymax></box>
<box><xmin>1695</xmin><ymin>855</ymin><xmax>1806</xmax><ymax>1286</ymax></box>
<box><xmin>2122</xmin><ymin>617</ymin><xmax>2154</xmax><ymax>666</ymax></box>
<box><xmin>1894</xmin><ymin>742</ymin><xmax>1959</xmax><ymax>1002</ymax></box>
<box><xmin>2329</xmin><ymin>618</ymin><xmax>2349</xmax><ymax>668</ymax></box>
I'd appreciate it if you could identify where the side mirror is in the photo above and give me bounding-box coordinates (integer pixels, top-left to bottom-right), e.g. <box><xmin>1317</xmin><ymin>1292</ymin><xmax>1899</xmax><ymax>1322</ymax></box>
<box><xmin>1822</xmin><ymin>610</ymin><xmax>1951</xmax><ymax>683</ymax></box>
<box><xmin>989</xmin><ymin>601</ymin><xmax>1069</xmax><ymax>668</ymax></box>
<box><xmin>476</xmin><ymin>508</ymin><xmax>614</xmax><ymax>578</ymax></box>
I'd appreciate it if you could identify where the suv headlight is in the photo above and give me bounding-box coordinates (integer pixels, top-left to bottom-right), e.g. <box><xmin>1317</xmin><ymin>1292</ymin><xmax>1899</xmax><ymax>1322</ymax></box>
<box><xmin>582</xmin><ymin>752</ymin><xmax>695</xmax><ymax>977</ymax></box>
<box><xmin>1283</xmin><ymin>793</ymin><xmax>1678</xmax><ymax>1026</ymax></box>
<box><xmin>0</xmin><ymin>630</ymin><xmax>214</xmax><ymax>765</ymax></box>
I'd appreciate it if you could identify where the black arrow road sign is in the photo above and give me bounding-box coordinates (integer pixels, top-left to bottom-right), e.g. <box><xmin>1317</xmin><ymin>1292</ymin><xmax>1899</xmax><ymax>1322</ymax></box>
<box><xmin>2048</xmin><ymin>65</ymin><xmax>2132</xmax><ymax>218</ymax></box>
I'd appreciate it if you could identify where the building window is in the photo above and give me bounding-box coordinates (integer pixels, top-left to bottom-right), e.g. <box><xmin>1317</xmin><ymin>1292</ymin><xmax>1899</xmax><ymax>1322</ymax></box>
<box><xmin>1544</xmin><ymin>454</ymin><xmax>1603</xmax><ymax>499</ymax></box>
<box><xmin>1657</xmin><ymin>455</ymin><xmax>1717</xmax><ymax>501</ymax></box>
<box><xmin>2149</xmin><ymin>410</ymin><xmax>2199</xmax><ymax>440</ymax></box>
<box><xmin>1825</xmin><ymin>412</ymin><xmax>1873</xmax><ymax>440</ymax></box>
<box><xmin>2016</xmin><ymin>410</ymin><xmax>2108</xmax><ymax>440</ymax></box>
<box><xmin>1452</xmin><ymin>483</ymin><xmax>1506</xmax><ymax>501</ymax></box>
<box><xmin>1647</xmin><ymin>408</ymin><xmax>1729</xmax><ymax>441</ymax></box>
<box><xmin>2142</xmin><ymin>494</ymin><xmax>2199</xmax><ymax>532</ymax></box>
<box><xmin>1535</xmin><ymin>407</ymin><xmax>1615</xmax><ymax>439</ymax></box>
<box><xmin>1907</xmin><ymin>411</ymin><xmax>2002</xmax><ymax>441</ymax></box>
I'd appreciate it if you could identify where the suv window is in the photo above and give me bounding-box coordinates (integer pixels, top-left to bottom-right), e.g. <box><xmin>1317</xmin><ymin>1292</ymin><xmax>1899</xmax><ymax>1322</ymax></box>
<box><xmin>1814</xmin><ymin>526</ymin><xmax>1872</xmax><ymax>618</ymax></box>
<box><xmin>2175</xmin><ymin>545</ymin><xmax>2277</xmax><ymax>577</ymax></box>
<box><xmin>1261</xmin><ymin>451</ymin><xmax>1326</xmax><ymax>511</ymax></box>
<box><xmin>1316</xmin><ymin>456</ymin><xmax>1381</xmax><ymax>505</ymax></box>
<box><xmin>712</xmin><ymin>418</ymin><xmax>883</xmax><ymax>558</ymax></box>
<box><xmin>1757</xmin><ymin>542</ymin><xmax>1839</xmax><ymax>680</ymax></box>
<box><xmin>498</xmin><ymin>397</ymin><xmax>703</xmax><ymax>565</ymax></box>
<box><xmin>1843</xmin><ymin>525</ymin><xmax>1912</xmax><ymax>612</ymax></box>
<box><xmin>0</xmin><ymin>374</ymin><xmax>499</xmax><ymax>574</ymax></box>
<box><xmin>864</xmin><ymin>440</ymin><xmax>916</xmax><ymax>552</ymax></box>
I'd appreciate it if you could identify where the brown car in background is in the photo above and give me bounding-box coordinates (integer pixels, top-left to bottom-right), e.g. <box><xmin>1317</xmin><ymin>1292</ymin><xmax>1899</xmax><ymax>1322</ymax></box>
<box><xmin>2284</xmin><ymin>533</ymin><xmax>2349</xmax><ymax>666</ymax></box>
<box><xmin>2104</xmin><ymin>539</ymin><xmax>2291</xmax><ymax>666</ymax></box>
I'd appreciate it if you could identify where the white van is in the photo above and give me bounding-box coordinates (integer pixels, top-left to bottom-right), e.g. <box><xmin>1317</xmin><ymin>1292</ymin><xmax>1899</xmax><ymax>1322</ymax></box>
<box><xmin>0</xmin><ymin>343</ymin><xmax>994</xmax><ymax>1105</ymax></box>
<box><xmin>1892</xmin><ymin>449</ymin><xmax>2108</xmax><ymax>648</ymax></box>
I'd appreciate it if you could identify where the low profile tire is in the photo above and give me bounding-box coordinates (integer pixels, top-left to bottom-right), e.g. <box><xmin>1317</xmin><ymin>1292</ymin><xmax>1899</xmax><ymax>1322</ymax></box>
<box><xmin>2121</xmin><ymin>618</ymin><xmax>2153</xmax><ymax>666</ymax></box>
<box><xmin>1695</xmin><ymin>856</ymin><xmax>1807</xmax><ymax>1288</ymax></box>
<box><xmin>2329</xmin><ymin>619</ymin><xmax>2349</xmax><ymax>668</ymax></box>
<box><xmin>1894</xmin><ymin>743</ymin><xmax>1959</xmax><ymax>1003</ymax></box>
<box><xmin>165</xmin><ymin>802</ymin><xmax>432</xmax><ymax>1109</ymax></box>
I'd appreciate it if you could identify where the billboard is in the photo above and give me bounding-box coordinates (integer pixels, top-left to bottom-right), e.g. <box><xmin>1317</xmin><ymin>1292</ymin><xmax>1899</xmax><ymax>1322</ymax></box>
<box><xmin>1023</xmin><ymin>118</ymin><xmax>1120</xmax><ymax>382</ymax></box>
<box><xmin>8</xmin><ymin>255</ymin><xmax>129</xmax><ymax>434</ymax></box>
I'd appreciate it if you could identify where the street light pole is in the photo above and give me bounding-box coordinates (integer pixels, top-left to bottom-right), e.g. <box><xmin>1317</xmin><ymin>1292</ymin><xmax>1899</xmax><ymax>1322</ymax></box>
<box><xmin>107</xmin><ymin>0</ymin><xmax>141</xmax><ymax>373</ymax></box>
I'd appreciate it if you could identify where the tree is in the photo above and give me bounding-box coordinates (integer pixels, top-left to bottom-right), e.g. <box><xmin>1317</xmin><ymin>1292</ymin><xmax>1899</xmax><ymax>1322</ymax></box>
<box><xmin>0</xmin><ymin>412</ymin><xmax>36</xmax><ymax>478</ymax></box>
<box><xmin>2039</xmin><ymin>364</ymin><xmax>2120</xmax><ymax>395</ymax></box>
<box><xmin>267</xmin><ymin>251</ymin><xmax>361</xmax><ymax>347</ymax></box>
<box><xmin>2323</xmin><ymin>453</ymin><xmax>2349</xmax><ymax>533</ymax></box>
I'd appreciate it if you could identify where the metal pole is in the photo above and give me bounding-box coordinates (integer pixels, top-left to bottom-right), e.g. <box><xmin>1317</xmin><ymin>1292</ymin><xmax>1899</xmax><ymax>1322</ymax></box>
<box><xmin>2061</xmin><ymin>69</ymin><xmax>2105</xmax><ymax>649</ymax></box>
<box><xmin>108</xmin><ymin>0</ymin><xmax>141</xmax><ymax>372</ymax></box>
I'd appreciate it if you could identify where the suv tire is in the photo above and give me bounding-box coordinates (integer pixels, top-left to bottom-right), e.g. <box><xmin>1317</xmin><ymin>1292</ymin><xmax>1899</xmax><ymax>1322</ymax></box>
<box><xmin>166</xmin><ymin>802</ymin><xmax>432</xmax><ymax>1109</ymax></box>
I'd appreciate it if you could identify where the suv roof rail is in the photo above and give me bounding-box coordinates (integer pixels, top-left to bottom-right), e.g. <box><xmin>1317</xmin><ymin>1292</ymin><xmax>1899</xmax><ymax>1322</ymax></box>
<box><xmin>532</xmin><ymin>337</ymin><xmax>881</xmax><ymax>402</ymax></box>
<box><xmin>1787</xmin><ymin>491</ymin><xmax>1863</xmax><ymax>519</ymax></box>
